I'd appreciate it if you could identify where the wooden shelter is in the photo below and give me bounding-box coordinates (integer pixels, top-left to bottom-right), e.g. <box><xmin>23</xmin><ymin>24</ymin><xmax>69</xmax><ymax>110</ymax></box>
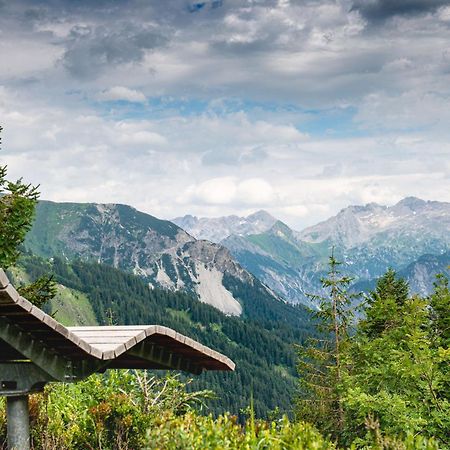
<box><xmin>0</xmin><ymin>269</ymin><xmax>235</xmax><ymax>449</ymax></box>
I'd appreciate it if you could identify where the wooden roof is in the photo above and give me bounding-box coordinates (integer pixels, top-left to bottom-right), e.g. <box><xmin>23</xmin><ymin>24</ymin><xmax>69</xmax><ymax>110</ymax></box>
<box><xmin>0</xmin><ymin>269</ymin><xmax>235</xmax><ymax>378</ymax></box>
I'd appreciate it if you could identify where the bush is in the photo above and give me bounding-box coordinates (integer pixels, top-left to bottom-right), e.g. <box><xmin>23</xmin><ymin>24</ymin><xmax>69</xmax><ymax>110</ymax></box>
<box><xmin>146</xmin><ymin>413</ymin><xmax>333</xmax><ymax>450</ymax></box>
<box><xmin>0</xmin><ymin>370</ymin><xmax>441</xmax><ymax>449</ymax></box>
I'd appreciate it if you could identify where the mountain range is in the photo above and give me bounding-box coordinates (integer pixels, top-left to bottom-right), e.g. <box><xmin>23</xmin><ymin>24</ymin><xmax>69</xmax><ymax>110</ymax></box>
<box><xmin>174</xmin><ymin>197</ymin><xmax>450</xmax><ymax>306</ymax></box>
<box><xmin>25</xmin><ymin>201</ymin><xmax>283</xmax><ymax>316</ymax></box>
<box><xmin>20</xmin><ymin>201</ymin><xmax>316</xmax><ymax>417</ymax></box>
<box><xmin>172</xmin><ymin>210</ymin><xmax>277</xmax><ymax>243</ymax></box>
<box><xmin>24</xmin><ymin>197</ymin><xmax>450</xmax><ymax>311</ymax></box>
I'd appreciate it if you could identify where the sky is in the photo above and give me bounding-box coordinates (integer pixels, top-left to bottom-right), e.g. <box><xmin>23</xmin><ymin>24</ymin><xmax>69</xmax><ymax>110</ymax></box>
<box><xmin>1</xmin><ymin>0</ymin><xmax>450</xmax><ymax>230</ymax></box>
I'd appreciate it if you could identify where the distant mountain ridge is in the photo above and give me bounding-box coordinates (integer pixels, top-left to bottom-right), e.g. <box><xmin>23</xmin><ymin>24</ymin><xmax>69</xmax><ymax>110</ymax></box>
<box><xmin>25</xmin><ymin>201</ymin><xmax>283</xmax><ymax>316</ymax></box>
<box><xmin>26</xmin><ymin>197</ymin><xmax>449</xmax><ymax>311</ymax></box>
<box><xmin>299</xmin><ymin>197</ymin><xmax>450</xmax><ymax>249</ymax></box>
<box><xmin>172</xmin><ymin>210</ymin><xmax>277</xmax><ymax>243</ymax></box>
<box><xmin>172</xmin><ymin>197</ymin><xmax>450</xmax><ymax>305</ymax></box>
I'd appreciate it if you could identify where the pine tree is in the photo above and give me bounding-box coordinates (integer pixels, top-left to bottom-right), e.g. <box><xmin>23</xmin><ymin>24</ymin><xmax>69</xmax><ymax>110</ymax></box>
<box><xmin>360</xmin><ymin>268</ymin><xmax>409</xmax><ymax>338</ymax></box>
<box><xmin>296</xmin><ymin>250</ymin><xmax>357</xmax><ymax>436</ymax></box>
<box><xmin>429</xmin><ymin>272</ymin><xmax>450</xmax><ymax>347</ymax></box>
<box><xmin>0</xmin><ymin>125</ymin><xmax>56</xmax><ymax>306</ymax></box>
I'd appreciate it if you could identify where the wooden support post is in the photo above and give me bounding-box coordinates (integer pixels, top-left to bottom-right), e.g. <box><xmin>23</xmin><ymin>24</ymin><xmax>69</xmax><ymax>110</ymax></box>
<box><xmin>6</xmin><ymin>395</ymin><xmax>30</xmax><ymax>450</ymax></box>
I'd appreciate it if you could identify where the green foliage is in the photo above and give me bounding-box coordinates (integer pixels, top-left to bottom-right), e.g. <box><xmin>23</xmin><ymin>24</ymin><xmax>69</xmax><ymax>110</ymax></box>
<box><xmin>360</xmin><ymin>268</ymin><xmax>409</xmax><ymax>338</ymax></box>
<box><xmin>146</xmin><ymin>413</ymin><xmax>334</xmax><ymax>449</ymax></box>
<box><xmin>429</xmin><ymin>273</ymin><xmax>450</xmax><ymax>347</ymax></box>
<box><xmin>0</xmin><ymin>371</ymin><xmax>437</xmax><ymax>450</ymax></box>
<box><xmin>352</xmin><ymin>416</ymin><xmax>440</xmax><ymax>450</ymax></box>
<box><xmin>0</xmin><ymin>371</ymin><xmax>213</xmax><ymax>450</ymax></box>
<box><xmin>0</xmin><ymin>370</ymin><xmax>337</xmax><ymax>450</ymax></box>
<box><xmin>342</xmin><ymin>271</ymin><xmax>450</xmax><ymax>447</ymax></box>
<box><xmin>17</xmin><ymin>274</ymin><xmax>57</xmax><ymax>309</ymax></box>
<box><xmin>296</xmin><ymin>262</ymin><xmax>450</xmax><ymax>448</ymax></box>
<box><xmin>0</xmin><ymin>126</ymin><xmax>56</xmax><ymax>307</ymax></box>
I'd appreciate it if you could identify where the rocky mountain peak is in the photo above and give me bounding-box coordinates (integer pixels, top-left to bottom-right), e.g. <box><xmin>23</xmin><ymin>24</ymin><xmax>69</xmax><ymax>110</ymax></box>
<box><xmin>246</xmin><ymin>209</ymin><xmax>277</xmax><ymax>224</ymax></box>
<box><xmin>268</xmin><ymin>220</ymin><xmax>296</xmax><ymax>241</ymax></box>
<box><xmin>392</xmin><ymin>196</ymin><xmax>427</xmax><ymax>212</ymax></box>
<box><xmin>298</xmin><ymin>197</ymin><xmax>450</xmax><ymax>248</ymax></box>
<box><xmin>173</xmin><ymin>214</ymin><xmax>198</xmax><ymax>229</ymax></box>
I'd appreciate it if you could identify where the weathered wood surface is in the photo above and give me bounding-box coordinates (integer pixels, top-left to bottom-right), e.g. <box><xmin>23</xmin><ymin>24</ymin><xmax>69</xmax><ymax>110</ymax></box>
<box><xmin>0</xmin><ymin>269</ymin><xmax>235</xmax><ymax>379</ymax></box>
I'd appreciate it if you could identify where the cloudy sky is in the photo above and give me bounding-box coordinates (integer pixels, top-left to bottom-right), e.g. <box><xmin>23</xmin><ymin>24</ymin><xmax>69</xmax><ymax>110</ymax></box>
<box><xmin>1</xmin><ymin>0</ymin><xmax>450</xmax><ymax>229</ymax></box>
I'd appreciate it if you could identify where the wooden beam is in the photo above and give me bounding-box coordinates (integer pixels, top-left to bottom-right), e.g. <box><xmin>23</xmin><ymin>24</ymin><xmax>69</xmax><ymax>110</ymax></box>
<box><xmin>128</xmin><ymin>341</ymin><xmax>202</xmax><ymax>375</ymax></box>
<box><xmin>0</xmin><ymin>363</ymin><xmax>53</xmax><ymax>396</ymax></box>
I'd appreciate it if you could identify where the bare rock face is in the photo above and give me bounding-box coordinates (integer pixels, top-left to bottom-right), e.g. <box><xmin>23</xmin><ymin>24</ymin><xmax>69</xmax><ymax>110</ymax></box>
<box><xmin>26</xmin><ymin>201</ymin><xmax>279</xmax><ymax>316</ymax></box>
<box><xmin>182</xmin><ymin>240</ymin><xmax>253</xmax><ymax>283</ymax></box>
<box><xmin>401</xmin><ymin>251</ymin><xmax>450</xmax><ymax>296</ymax></box>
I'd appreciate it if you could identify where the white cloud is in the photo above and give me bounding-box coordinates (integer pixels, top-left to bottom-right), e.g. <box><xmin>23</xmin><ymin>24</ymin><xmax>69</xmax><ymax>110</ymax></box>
<box><xmin>236</xmin><ymin>178</ymin><xmax>275</xmax><ymax>205</ymax></box>
<box><xmin>1</xmin><ymin>83</ymin><xmax>450</xmax><ymax>230</ymax></box>
<box><xmin>184</xmin><ymin>177</ymin><xmax>238</xmax><ymax>205</ymax></box>
<box><xmin>181</xmin><ymin>177</ymin><xmax>276</xmax><ymax>207</ymax></box>
<box><xmin>97</xmin><ymin>86</ymin><xmax>146</xmax><ymax>103</ymax></box>
<box><xmin>355</xmin><ymin>90</ymin><xmax>450</xmax><ymax>132</ymax></box>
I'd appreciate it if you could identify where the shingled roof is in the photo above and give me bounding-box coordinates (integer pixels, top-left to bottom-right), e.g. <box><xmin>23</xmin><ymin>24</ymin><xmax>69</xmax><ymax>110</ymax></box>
<box><xmin>0</xmin><ymin>269</ymin><xmax>235</xmax><ymax>385</ymax></box>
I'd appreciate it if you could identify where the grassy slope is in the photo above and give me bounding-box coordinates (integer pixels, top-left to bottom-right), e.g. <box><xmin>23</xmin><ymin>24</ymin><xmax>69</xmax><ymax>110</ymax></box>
<box><xmin>24</xmin><ymin>201</ymin><xmax>89</xmax><ymax>258</ymax></box>
<box><xmin>246</xmin><ymin>224</ymin><xmax>329</xmax><ymax>269</ymax></box>
<box><xmin>8</xmin><ymin>264</ymin><xmax>98</xmax><ymax>326</ymax></box>
<box><xmin>48</xmin><ymin>287</ymin><xmax>98</xmax><ymax>326</ymax></box>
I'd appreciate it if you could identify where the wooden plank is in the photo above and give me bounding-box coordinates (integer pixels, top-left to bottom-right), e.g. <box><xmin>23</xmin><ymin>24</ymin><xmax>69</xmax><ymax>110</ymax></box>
<box><xmin>0</xmin><ymin>269</ymin><xmax>9</xmax><ymax>289</ymax></box>
<box><xmin>0</xmin><ymin>285</ymin><xmax>19</xmax><ymax>304</ymax></box>
<box><xmin>69</xmin><ymin>326</ymin><xmax>148</xmax><ymax>332</ymax></box>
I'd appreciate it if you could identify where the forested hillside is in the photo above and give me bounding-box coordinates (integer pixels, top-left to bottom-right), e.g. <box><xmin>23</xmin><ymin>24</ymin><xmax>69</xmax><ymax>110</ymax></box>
<box><xmin>16</xmin><ymin>254</ymin><xmax>317</xmax><ymax>418</ymax></box>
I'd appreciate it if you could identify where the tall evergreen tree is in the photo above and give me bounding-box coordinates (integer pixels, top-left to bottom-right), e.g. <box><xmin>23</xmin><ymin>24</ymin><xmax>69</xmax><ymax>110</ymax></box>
<box><xmin>429</xmin><ymin>272</ymin><xmax>450</xmax><ymax>347</ymax></box>
<box><xmin>296</xmin><ymin>251</ymin><xmax>357</xmax><ymax>436</ymax></box>
<box><xmin>0</xmin><ymin>125</ymin><xmax>56</xmax><ymax>306</ymax></box>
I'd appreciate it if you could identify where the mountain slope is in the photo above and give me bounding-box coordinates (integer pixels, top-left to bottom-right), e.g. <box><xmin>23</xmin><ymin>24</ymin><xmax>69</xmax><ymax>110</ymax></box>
<box><xmin>401</xmin><ymin>251</ymin><xmax>450</xmax><ymax>296</ymax></box>
<box><xmin>301</xmin><ymin>197</ymin><xmax>450</xmax><ymax>254</ymax></box>
<box><xmin>25</xmin><ymin>201</ymin><xmax>282</xmax><ymax>316</ymax></box>
<box><xmin>223</xmin><ymin>222</ymin><xmax>329</xmax><ymax>307</ymax></box>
